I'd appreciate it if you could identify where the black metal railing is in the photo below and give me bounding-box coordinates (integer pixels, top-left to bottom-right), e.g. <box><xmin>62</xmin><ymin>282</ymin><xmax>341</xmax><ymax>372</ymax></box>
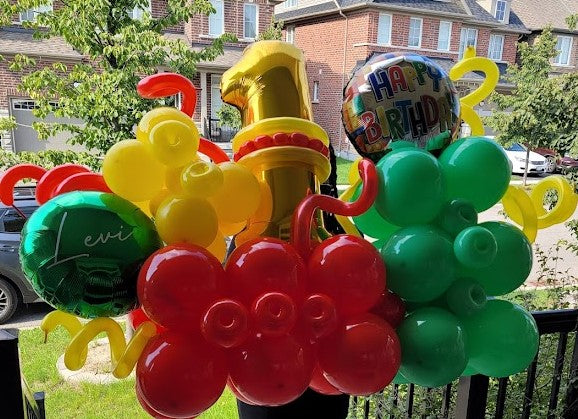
<box><xmin>205</xmin><ymin>117</ymin><xmax>238</xmax><ymax>143</ymax></box>
<box><xmin>0</xmin><ymin>328</ymin><xmax>45</xmax><ymax>419</ymax></box>
<box><xmin>349</xmin><ymin>309</ymin><xmax>578</xmax><ymax>419</ymax></box>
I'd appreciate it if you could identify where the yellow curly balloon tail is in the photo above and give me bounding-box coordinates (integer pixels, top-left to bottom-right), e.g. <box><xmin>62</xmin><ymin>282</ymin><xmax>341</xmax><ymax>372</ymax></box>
<box><xmin>502</xmin><ymin>185</ymin><xmax>538</xmax><ymax>243</ymax></box>
<box><xmin>460</xmin><ymin>105</ymin><xmax>485</xmax><ymax>136</ymax></box>
<box><xmin>336</xmin><ymin>180</ymin><xmax>363</xmax><ymax>237</ymax></box>
<box><xmin>64</xmin><ymin>318</ymin><xmax>157</xmax><ymax>379</ymax></box>
<box><xmin>41</xmin><ymin>310</ymin><xmax>88</xmax><ymax>364</ymax></box>
<box><xmin>530</xmin><ymin>176</ymin><xmax>578</xmax><ymax>228</ymax></box>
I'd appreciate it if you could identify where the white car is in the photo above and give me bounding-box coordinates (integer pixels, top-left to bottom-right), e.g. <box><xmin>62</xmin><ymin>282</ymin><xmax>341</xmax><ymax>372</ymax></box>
<box><xmin>503</xmin><ymin>143</ymin><xmax>546</xmax><ymax>174</ymax></box>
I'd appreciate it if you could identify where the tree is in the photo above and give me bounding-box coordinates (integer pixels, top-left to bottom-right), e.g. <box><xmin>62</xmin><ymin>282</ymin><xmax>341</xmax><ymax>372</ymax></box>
<box><xmin>0</xmin><ymin>0</ymin><xmax>233</xmax><ymax>154</ymax></box>
<box><xmin>485</xmin><ymin>26</ymin><xmax>578</xmax><ymax>185</ymax></box>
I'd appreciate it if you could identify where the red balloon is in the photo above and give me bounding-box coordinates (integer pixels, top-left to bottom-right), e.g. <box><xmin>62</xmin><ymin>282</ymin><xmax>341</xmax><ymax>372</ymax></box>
<box><xmin>0</xmin><ymin>164</ymin><xmax>46</xmax><ymax>205</ymax></box>
<box><xmin>136</xmin><ymin>381</ymin><xmax>198</xmax><ymax>418</ymax></box>
<box><xmin>318</xmin><ymin>313</ymin><xmax>401</xmax><ymax>396</ymax></box>
<box><xmin>36</xmin><ymin>164</ymin><xmax>90</xmax><ymax>204</ymax></box>
<box><xmin>227</xmin><ymin>377</ymin><xmax>257</xmax><ymax>405</ymax></box>
<box><xmin>228</xmin><ymin>334</ymin><xmax>315</xmax><ymax>406</ymax></box>
<box><xmin>370</xmin><ymin>291</ymin><xmax>406</xmax><ymax>329</ymax></box>
<box><xmin>252</xmin><ymin>292</ymin><xmax>296</xmax><ymax>336</ymax></box>
<box><xmin>202</xmin><ymin>299</ymin><xmax>250</xmax><ymax>348</ymax></box>
<box><xmin>308</xmin><ymin>235</ymin><xmax>386</xmax><ymax>317</ymax></box>
<box><xmin>137</xmin><ymin>244</ymin><xmax>225</xmax><ymax>331</ymax></box>
<box><xmin>54</xmin><ymin>172</ymin><xmax>112</xmax><ymax>196</ymax></box>
<box><xmin>137</xmin><ymin>332</ymin><xmax>227</xmax><ymax>418</ymax></box>
<box><xmin>137</xmin><ymin>73</ymin><xmax>197</xmax><ymax>117</ymax></box>
<box><xmin>309</xmin><ymin>364</ymin><xmax>342</xmax><ymax>396</ymax></box>
<box><xmin>300</xmin><ymin>294</ymin><xmax>338</xmax><ymax>341</ymax></box>
<box><xmin>225</xmin><ymin>238</ymin><xmax>307</xmax><ymax>307</ymax></box>
<box><xmin>128</xmin><ymin>307</ymin><xmax>165</xmax><ymax>334</ymax></box>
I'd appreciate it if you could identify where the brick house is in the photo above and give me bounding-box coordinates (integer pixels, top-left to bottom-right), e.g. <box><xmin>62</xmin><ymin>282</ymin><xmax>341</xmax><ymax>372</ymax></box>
<box><xmin>510</xmin><ymin>0</ymin><xmax>578</xmax><ymax>75</ymax></box>
<box><xmin>0</xmin><ymin>0</ymin><xmax>281</xmax><ymax>152</ymax></box>
<box><xmin>274</xmin><ymin>0</ymin><xmax>529</xmax><ymax>156</ymax></box>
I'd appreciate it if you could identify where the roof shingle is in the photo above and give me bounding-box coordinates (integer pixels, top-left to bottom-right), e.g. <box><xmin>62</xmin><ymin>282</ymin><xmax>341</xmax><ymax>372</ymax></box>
<box><xmin>0</xmin><ymin>27</ymin><xmax>82</xmax><ymax>59</ymax></box>
<box><xmin>510</xmin><ymin>0</ymin><xmax>578</xmax><ymax>32</ymax></box>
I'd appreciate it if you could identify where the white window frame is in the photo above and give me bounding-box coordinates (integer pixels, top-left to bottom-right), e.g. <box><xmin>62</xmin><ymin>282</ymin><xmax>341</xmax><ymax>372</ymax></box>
<box><xmin>553</xmin><ymin>36</ymin><xmax>573</xmax><ymax>66</ymax></box>
<box><xmin>286</xmin><ymin>25</ymin><xmax>295</xmax><ymax>44</ymax></box>
<box><xmin>312</xmin><ymin>81</ymin><xmax>319</xmax><ymax>103</ymax></box>
<box><xmin>243</xmin><ymin>3</ymin><xmax>258</xmax><ymax>39</ymax></box>
<box><xmin>488</xmin><ymin>34</ymin><xmax>504</xmax><ymax>61</ymax></box>
<box><xmin>128</xmin><ymin>0</ymin><xmax>151</xmax><ymax>20</ymax></box>
<box><xmin>19</xmin><ymin>1</ymin><xmax>52</xmax><ymax>23</ymax></box>
<box><xmin>495</xmin><ymin>0</ymin><xmax>507</xmax><ymax>22</ymax></box>
<box><xmin>408</xmin><ymin>17</ymin><xmax>423</xmax><ymax>48</ymax></box>
<box><xmin>377</xmin><ymin>13</ymin><xmax>392</xmax><ymax>45</ymax></box>
<box><xmin>459</xmin><ymin>28</ymin><xmax>478</xmax><ymax>59</ymax></box>
<box><xmin>209</xmin><ymin>0</ymin><xmax>224</xmax><ymax>37</ymax></box>
<box><xmin>284</xmin><ymin>0</ymin><xmax>297</xmax><ymax>8</ymax></box>
<box><xmin>211</xmin><ymin>74</ymin><xmax>223</xmax><ymax>119</ymax></box>
<box><xmin>437</xmin><ymin>21</ymin><xmax>452</xmax><ymax>51</ymax></box>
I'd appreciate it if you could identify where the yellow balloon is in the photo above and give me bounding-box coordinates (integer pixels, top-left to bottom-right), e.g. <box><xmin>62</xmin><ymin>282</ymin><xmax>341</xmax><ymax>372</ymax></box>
<box><xmin>502</xmin><ymin>185</ymin><xmax>538</xmax><ymax>244</ymax></box>
<box><xmin>348</xmin><ymin>158</ymin><xmax>362</xmax><ymax>185</ymax></box>
<box><xmin>102</xmin><ymin>140</ymin><xmax>165</xmax><ymax>202</ymax></box>
<box><xmin>235</xmin><ymin>180</ymin><xmax>273</xmax><ymax>246</ymax></box>
<box><xmin>206</xmin><ymin>232</ymin><xmax>227</xmax><ymax>263</ymax></box>
<box><xmin>149</xmin><ymin>120</ymin><xmax>200</xmax><ymax>168</ymax></box>
<box><xmin>181</xmin><ymin>161</ymin><xmax>224</xmax><ymax>198</ymax></box>
<box><xmin>530</xmin><ymin>176</ymin><xmax>578</xmax><ymax>228</ymax></box>
<box><xmin>209</xmin><ymin>162</ymin><xmax>261</xmax><ymax>223</ymax></box>
<box><xmin>219</xmin><ymin>220</ymin><xmax>247</xmax><ymax>236</ymax></box>
<box><xmin>137</xmin><ymin>107</ymin><xmax>198</xmax><ymax>144</ymax></box>
<box><xmin>165</xmin><ymin>165</ymin><xmax>186</xmax><ymax>195</ymax></box>
<box><xmin>155</xmin><ymin>196</ymin><xmax>218</xmax><ymax>247</ymax></box>
<box><xmin>149</xmin><ymin>188</ymin><xmax>171</xmax><ymax>217</ymax></box>
<box><xmin>134</xmin><ymin>200</ymin><xmax>152</xmax><ymax>217</ymax></box>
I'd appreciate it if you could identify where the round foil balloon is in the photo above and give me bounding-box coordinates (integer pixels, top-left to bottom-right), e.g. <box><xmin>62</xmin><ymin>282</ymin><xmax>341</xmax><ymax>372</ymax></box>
<box><xmin>20</xmin><ymin>191</ymin><xmax>162</xmax><ymax>318</ymax></box>
<box><xmin>342</xmin><ymin>53</ymin><xmax>460</xmax><ymax>162</ymax></box>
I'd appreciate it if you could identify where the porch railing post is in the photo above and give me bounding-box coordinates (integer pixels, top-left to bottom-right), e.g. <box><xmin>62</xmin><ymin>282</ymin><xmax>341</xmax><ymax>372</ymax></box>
<box><xmin>0</xmin><ymin>328</ymin><xmax>25</xmax><ymax>418</ymax></box>
<box><xmin>455</xmin><ymin>374</ymin><xmax>489</xmax><ymax>419</ymax></box>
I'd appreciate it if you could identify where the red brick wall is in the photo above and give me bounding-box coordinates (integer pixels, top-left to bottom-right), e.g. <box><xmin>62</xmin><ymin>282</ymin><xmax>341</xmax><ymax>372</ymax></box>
<box><xmin>186</xmin><ymin>0</ymin><xmax>274</xmax><ymax>47</ymax></box>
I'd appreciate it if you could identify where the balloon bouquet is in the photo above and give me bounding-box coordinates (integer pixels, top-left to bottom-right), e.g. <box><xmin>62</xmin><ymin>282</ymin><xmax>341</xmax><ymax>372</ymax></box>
<box><xmin>0</xmin><ymin>41</ymin><xmax>576</xmax><ymax>418</ymax></box>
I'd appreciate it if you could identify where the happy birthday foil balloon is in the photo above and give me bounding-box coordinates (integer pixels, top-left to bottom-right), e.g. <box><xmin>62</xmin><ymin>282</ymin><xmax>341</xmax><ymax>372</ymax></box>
<box><xmin>342</xmin><ymin>53</ymin><xmax>460</xmax><ymax>162</ymax></box>
<box><xmin>20</xmin><ymin>191</ymin><xmax>162</xmax><ymax>318</ymax></box>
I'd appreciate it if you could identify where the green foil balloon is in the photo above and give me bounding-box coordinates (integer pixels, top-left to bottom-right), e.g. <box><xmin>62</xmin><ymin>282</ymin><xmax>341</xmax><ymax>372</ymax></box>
<box><xmin>20</xmin><ymin>191</ymin><xmax>162</xmax><ymax>318</ymax></box>
<box><xmin>464</xmin><ymin>222</ymin><xmax>532</xmax><ymax>296</ymax></box>
<box><xmin>380</xmin><ymin>225</ymin><xmax>455</xmax><ymax>302</ymax></box>
<box><xmin>374</xmin><ymin>147</ymin><xmax>446</xmax><ymax>226</ymax></box>
<box><xmin>435</xmin><ymin>199</ymin><xmax>477</xmax><ymax>238</ymax></box>
<box><xmin>438</xmin><ymin>137</ymin><xmax>510</xmax><ymax>212</ymax></box>
<box><xmin>454</xmin><ymin>226</ymin><xmax>497</xmax><ymax>269</ymax></box>
<box><xmin>398</xmin><ymin>307</ymin><xmax>467</xmax><ymax>387</ymax></box>
<box><xmin>352</xmin><ymin>183</ymin><xmax>400</xmax><ymax>239</ymax></box>
<box><xmin>461</xmin><ymin>299</ymin><xmax>538</xmax><ymax>377</ymax></box>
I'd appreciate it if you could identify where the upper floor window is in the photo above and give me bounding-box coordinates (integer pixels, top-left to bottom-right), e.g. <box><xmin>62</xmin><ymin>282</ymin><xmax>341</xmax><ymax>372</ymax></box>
<box><xmin>459</xmin><ymin>28</ymin><xmax>478</xmax><ymax>59</ymax></box>
<box><xmin>128</xmin><ymin>1</ymin><xmax>151</xmax><ymax>20</ymax></box>
<box><xmin>377</xmin><ymin>13</ymin><xmax>392</xmax><ymax>45</ymax></box>
<box><xmin>488</xmin><ymin>34</ymin><xmax>504</xmax><ymax>61</ymax></box>
<box><xmin>284</xmin><ymin>0</ymin><xmax>297</xmax><ymax>7</ymax></box>
<box><xmin>286</xmin><ymin>25</ymin><xmax>295</xmax><ymax>44</ymax></box>
<box><xmin>437</xmin><ymin>21</ymin><xmax>452</xmax><ymax>51</ymax></box>
<box><xmin>19</xmin><ymin>1</ymin><xmax>52</xmax><ymax>23</ymax></box>
<box><xmin>244</xmin><ymin>3</ymin><xmax>258</xmax><ymax>39</ymax></box>
<box><xmin>495</xmin><ymin>0</ymin><xmax>507</xmax><ymax>22</ymax></box>
<box><xmin>408</xmin><ymin>17</ymin><xmax>423</xmax><ymax>48</ymax></box>
<box><xmin>312</xmin><ymin>81</ymin><xmax>319</xmax><ymax>103</ymax></box>
<box><xmin>554</xmin><ymin>36</ymin><xmax>573</xmax><ymax>66</ymax></box>
<box><xmin>209</xmin><ymin>0</ymin><xmax>224</xmax><ymax>37</ymax></box>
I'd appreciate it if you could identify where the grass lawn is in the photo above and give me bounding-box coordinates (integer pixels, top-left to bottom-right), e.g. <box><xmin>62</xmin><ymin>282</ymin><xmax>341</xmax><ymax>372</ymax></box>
<box><xmin>19</xmin><ymin>326</ymin><xmax>238</xmax><ymax>419</ymax></box>
<box><xmin>336</xmin><ymin>156</ymin><xmax>353</xmax><ymax>185</ymax></box>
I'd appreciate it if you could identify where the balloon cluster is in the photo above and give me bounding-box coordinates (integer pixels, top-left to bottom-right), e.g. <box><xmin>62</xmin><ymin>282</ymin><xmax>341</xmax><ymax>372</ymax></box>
<box><xmin>134</xmin><ymin>159</ymin><xmax>403</xmax><ymax>418</ymax></box>
<box><xmin>350</xmin><ymin>137</ymin><xmax>539</xmax><ymax>387</ymax></box>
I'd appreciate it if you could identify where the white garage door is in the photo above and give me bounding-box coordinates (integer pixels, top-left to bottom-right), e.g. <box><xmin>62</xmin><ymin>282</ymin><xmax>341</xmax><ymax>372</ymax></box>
<box><xmin>10</xmin><ymin>99</ymin><xmax>84</xmax><ymax>152</ymax></box>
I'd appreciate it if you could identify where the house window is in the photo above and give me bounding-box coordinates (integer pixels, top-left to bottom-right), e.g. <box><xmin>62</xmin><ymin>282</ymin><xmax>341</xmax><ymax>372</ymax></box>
<box><xmin>19</xmin><ymin>1</ymin><xmax>52</xmax><ymax>23</ymax></box>
<box><xmin>437</xmin><ymin>21</ymin><xmax>452</xmax><ymax>51</ymax></box>
<box><xmin>408</xmin><ymin>17</ymin><xmax>423</xmax><ymax>48</ymax></box>
<box><xmin>377</xmin><ymin>13</ymin><xmax>392</xmax><ymax>45</ymax></box>
<box><xmin>209</xmin><ymin>0</ymin><xmax>224</xmax><ymax>36</ymax></box>
<box><xmin>211</xmin><ymin>74</ymin><xmax>223</xmax><ymax>118</ymax></box>
<box><xmin>128</xmin><ymin>0</ymin><xmax>151</xmax><ymax>20</ymax></box>
<box><xmin>312</xmin><ymin>81</ymin><xmax>319</xmax><ymax>103</ymax></box>
<box><xmin>459</xmin><ymin>28</ymin><xmax>478</xmax><ymax>59</ymax></box>
<box><xmin>286</xmin><ymin>25</ymin><xmax>295</xmax><ymax>44</ymax></box>
<box><xmin>488</xmin><ymin>34</ymin><xmax>504</xmax><ymax>61</ymax></box>
<box><xmin>244</xmin><ymin>3</ymin><xmax>258</xmax><ymax>39</ymax></box>
<box><xmin>554</xmin><ymin>36</ymin><xmax>573</xmax><ymax>66</ymax></box>
<box><xmin>284</xmin><ymin>0</ymin><xmax>297</xmax><ymax>7</ymax></box>
<box><xmin>495</xmin><ymin>0</ymin><xmax>507</xmax><ymax>22</ymax></box>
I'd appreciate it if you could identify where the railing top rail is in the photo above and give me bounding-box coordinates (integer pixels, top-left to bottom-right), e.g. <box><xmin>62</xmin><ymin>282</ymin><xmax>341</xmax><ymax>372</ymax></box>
<box><xmin>532</xmin><ymin>309</ymin><xmax>578</xmax><ymax>334</ymax></box>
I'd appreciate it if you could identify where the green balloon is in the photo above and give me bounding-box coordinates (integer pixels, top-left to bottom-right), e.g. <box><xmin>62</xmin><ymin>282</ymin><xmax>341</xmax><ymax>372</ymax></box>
<box><xmin>445</xmin><ymin>278</ymin><xmax>487</xmax><ymax>317</ymax></box>
<box><xmin>392</xmin><ymin>370</ymin><xmax>409</xmax><ymax>385</ymax></box>
<box><xmin>454</xmin><ymin>226</ymin><xmax>497</xmax><ymax>269</ymax></box>
<box><xmin>352</xmin><ymin>183</ymin><xmax>400</xmax><ymax>239</ymax></box>
<box><xmin>20</xmin><ymin>191</ymin><xmax>161</xmax><ymax>318</ymax></box>
<box><xmin>461</xmin><ymin>299</ymin><xmax>538</xmax><ymax>377</ymax></box>
<box><xmin>374</xmin><ymin>148</ymin><xmax>445</xmax><ymax>226</ymax></box>
<box><xmin>381</xmin><ymin>225</ymin><xmax>456</xmax><ymax>302</ymax></box>
<box><xmin>464</xmin><ymin>222</ymin><xmax>532</xmax><ymax>296</ymax></box>
<box><xmin>435</xmin><ymin>199</ymin><xmax>478</xmax><ymax>238</ymax></box>
<box><xmin>461</xmin><ymin>363</ymin><xmax>478</xmax><ymax>377</ymax></box>
<box><xmin>398</xmin><ymin>307</ymin><xmax>467</xmax><ymax>387</ymax></box>
<box><xmin>438</xmin><ymin>137</ymin><xmax>510</xmax><ymax>212</ymax></box>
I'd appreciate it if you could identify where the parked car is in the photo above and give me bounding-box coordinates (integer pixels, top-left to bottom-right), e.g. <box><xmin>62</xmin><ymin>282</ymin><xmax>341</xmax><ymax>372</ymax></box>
<box><xmin>532</xmin><ymin>147</ymin><xmax>558</xmax><ymax>174</ymax></box>
<box><xmin>0</xmin><ymin>187</ymin><xmax>41</xmax><ymax>324</ymax></box>
<box><xmin>558</xmin><ymin>155</ymin><xmax>578</xmax><ymax>173</ymax></box>
<box><xmin>503</xmin><ymin>143</ymin><xmax>546</xmax><ymax>175</ymax></box>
